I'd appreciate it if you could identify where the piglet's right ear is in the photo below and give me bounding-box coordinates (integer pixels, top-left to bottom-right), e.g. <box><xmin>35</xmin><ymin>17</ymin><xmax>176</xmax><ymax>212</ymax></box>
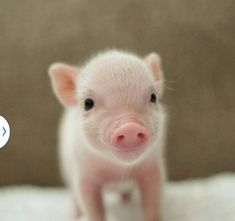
<box><xmin>48</xmin><ymin>63</ymin><xmax>78</xmax><ymax>106</ymax></box>
<box><xmin>144</xmin><ymin>53</ymin><xmax>164</xmax><ymax>97</ymax></box>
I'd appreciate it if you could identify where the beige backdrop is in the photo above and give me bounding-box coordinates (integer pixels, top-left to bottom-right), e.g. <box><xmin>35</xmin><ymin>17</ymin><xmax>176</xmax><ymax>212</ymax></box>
<box><xmin>0</xmin><ymin>0</ymin><xmax>234</xmax><ymax>186</ymax></box>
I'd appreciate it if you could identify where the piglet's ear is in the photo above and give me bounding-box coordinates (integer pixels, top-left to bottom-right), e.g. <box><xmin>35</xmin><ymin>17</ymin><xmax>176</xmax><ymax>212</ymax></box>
<box><xmin>48</xmin><ymin>63</ymin><xmax>78</xmax><ymax>106</ymax></box>
<box><xmin>144</xmin><ymin>53</ymin><xmax>164</xmax><ymax>97</ymax></box>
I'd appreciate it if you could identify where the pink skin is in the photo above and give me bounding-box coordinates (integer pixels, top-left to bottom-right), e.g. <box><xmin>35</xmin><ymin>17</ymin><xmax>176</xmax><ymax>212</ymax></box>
<box><xmin>110</xmin><ymin>122</ymin><xmax>149</xmax><ymax>150</ymax></box>
<box><xmin>49</xmin><ymin>50</ymin><xmax>166</xmax><ymax>221</ymax></box>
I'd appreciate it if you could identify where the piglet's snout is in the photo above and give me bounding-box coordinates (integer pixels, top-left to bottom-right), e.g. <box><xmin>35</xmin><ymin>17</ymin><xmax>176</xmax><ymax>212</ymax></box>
<box><xmin>110</xmin><ymin>123</ymin><xmax>149</xmax><ymax>150</ymax></box>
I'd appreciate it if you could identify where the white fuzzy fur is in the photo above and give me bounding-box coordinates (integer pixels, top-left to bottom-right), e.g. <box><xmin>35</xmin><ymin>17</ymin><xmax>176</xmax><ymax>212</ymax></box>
<box><xmin>50</xmin><ymin>50</ymin><xmax>167</xmax><ymax>221</ymax></box>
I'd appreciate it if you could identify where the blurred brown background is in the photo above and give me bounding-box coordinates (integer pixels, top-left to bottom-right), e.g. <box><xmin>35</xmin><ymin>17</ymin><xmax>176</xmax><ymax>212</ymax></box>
<box><xmin>0</xmin><ymin>0</ymin><xmax>234</xmax><ymax>186</ymax></box>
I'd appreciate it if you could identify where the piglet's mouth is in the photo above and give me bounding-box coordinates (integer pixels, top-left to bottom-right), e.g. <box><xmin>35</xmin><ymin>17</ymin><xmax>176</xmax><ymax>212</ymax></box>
<box><xmin>110</xmin><ymin>146</ymin><xmax>146</xmax><ymax>152</ymax></box>
<box><xmin>109</xmin><ymin>145</ymin><xmax>147</xmax><ymax>162</ymax></box>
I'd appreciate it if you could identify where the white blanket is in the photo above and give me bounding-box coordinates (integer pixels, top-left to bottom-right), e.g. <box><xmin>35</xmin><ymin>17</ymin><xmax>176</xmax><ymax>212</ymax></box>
<box><xmin>0</xmin><ymin>173</ymin><xmax>235</xmax><ymax>221</ymax></box>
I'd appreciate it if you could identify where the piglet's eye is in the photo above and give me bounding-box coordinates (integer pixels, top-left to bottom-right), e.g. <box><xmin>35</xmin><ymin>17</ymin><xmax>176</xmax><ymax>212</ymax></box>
<box><xmin>84</xmin><ymin>98</ymin><xmax>94</xmax><ymax>111</ymax></box>
<box><xmin>150</xmin><ymin>93</ymin><xmax>157</xmax><ymax>103</ymax></box>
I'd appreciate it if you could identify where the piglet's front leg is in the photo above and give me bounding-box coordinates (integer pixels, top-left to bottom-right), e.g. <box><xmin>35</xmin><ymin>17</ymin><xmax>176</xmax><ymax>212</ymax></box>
<box><xmin>79</xmin><ymin>178</ymin><xmax>105</xmax><ymax>221</ymax></box>
<box><xmin>137</xmin><ymin>167</ymin><xmax>163</xmax><ymax>221</ymax></box>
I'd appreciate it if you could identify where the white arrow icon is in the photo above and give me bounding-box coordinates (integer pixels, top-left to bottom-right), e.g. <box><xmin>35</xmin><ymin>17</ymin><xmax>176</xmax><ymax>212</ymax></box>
<box><xmin>0</xmin><ymin>116</ymin><xmax>10</xmax><ymax>149</ymax></box>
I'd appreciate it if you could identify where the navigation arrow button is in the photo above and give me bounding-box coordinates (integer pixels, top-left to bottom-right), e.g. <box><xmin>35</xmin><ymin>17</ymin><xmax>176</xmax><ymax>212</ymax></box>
<box><xmin>2</xmin><ymin>126</ymin><xmax>6</xmax><ymax>137</ymax></box>
<box><xmin>0</xmin><ymin>116</ymin><xmax>10</xmax><ymax>149</ymax></box>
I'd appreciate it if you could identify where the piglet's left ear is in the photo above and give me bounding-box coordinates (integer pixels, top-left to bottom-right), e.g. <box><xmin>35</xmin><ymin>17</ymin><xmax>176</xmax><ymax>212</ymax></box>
<box><xmin>144</xmin><ymin>53</ymin><xmax>164</xmax><ymax>97</ymax></box>
<box><xmin>48</xmin><ymin>63</ymin><xmax>78</xmax><ymax>107</ymax></box>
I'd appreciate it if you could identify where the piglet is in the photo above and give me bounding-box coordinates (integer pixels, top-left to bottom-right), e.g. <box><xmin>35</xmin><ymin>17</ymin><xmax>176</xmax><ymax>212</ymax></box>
<box><xmin>48</xmin><ymin>49</ymin><xmax>167</xmax><ymax>221</ymax></box>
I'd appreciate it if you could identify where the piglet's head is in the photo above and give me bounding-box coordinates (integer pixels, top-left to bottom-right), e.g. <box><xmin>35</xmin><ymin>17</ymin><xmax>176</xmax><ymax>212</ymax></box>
<box><xmin>49</xmin><ymin>50</ymin><xmax>165</xmax><ymax>164</ymax></box>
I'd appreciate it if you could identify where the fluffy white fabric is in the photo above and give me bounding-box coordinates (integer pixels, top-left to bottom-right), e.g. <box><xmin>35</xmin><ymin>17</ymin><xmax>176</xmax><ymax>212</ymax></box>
<box><xmin>1</xmin><ymin>174</ymin><xmax>235</xmax><ymax>221</ymax></box>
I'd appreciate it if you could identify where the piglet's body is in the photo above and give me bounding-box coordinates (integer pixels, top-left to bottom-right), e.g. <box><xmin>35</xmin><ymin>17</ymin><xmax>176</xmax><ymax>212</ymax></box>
<box><xmin>49</xmin><ymin>50</ymin><xmax>167</xmax><ymax>221</ymax></box>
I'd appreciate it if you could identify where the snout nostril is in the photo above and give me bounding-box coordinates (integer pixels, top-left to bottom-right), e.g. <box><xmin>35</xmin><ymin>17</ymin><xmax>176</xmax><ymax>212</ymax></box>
<box><xmin>137</xmin><ymin>133</ymin><xmax>145</xmax><ymax>139</ymax></box>
<box><xmin>117</xmin><ymin>134</ymin><xmax>125</xmax><ymax>141</ymax></box>
<box><xmin>111</xmin><ymin>123</ymin><xmax>149</xmax><ymax>149</ymax></box>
